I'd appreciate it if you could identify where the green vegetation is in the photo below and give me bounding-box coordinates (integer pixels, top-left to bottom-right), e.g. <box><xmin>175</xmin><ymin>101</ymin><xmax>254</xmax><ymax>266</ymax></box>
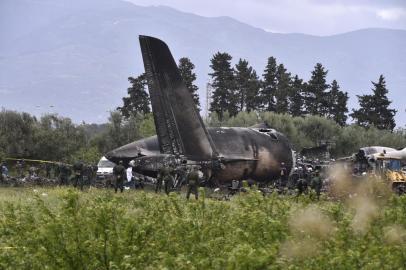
<box><xmin>178</xmin><ymin>57</ymin><xmax>201</xmax><ymax>110</ymax></box>
<box><xmin>209</xmin><ymin>56</ymin><xmax>353</xmax><ymax>127</ymax></box>
<box><xmin>209</xmin><ymin>52</ymin><xmax>238</xmax><ymax>120</ymax></box>
<box><xmin>0</xmin><ymin>187</ymin><xmax>405</xmax><ymax>269</ymax></box>
<box><xmin>351</xmin><ymin>75</ymin><xmax>397</xmax><ymax>130</ymax></box>
<box><xmin>117</xmin><ymin>74</ymin><xmax>151</xmax><ymax>118</ymax></box>
<box><xmin>207</xmin><ymin>111</ymin><xmax>406</xmax><ymax>158</ymax></box>
<box><xmin>0</xmin><ymin>109</ymin><xmax>155</xmax><ymax>164</ymax></box>
<box><xmin>1</xmin><ymin>108</ymin><xmax>404</xmax><ymax>164</ymax></box>
<box><xmin>122</xmin><ymin>56</ymin><xmax>396</xmax><ymax>130</ymax></box>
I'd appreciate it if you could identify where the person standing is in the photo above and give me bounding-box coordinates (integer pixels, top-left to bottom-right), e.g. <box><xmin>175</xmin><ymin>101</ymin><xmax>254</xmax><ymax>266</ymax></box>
<box><xmin>45</xmin><ymin>163</ymin><xmax>52</xmax><ymax>178</ymax></box>
<box><xmin>296</xmin><ymin>177</ymin><xmax>306</xmax><ymax>200</ymax></box>
<box><xmin>81</xmin><ymin>164</ymin><xmax>89</xmax><ymax>187</ymax></box>
<box><xmin>279</xmin><ymin>162</ymin><xmax>288</xmax><ymax>188</ymax></box>
<box><xmin>28</xmin><ymin>165</ymin><xmax>37</xmax><ymax>179</ymax></box>
<box><xmin>72</xmin><ymin>160</ymin><xmax>84</xmax><ymax>190</ymax></box>
<box><xmin>174</xmin><ymin>160</ymin><xmax>188</xmax><ymax>188</ymax></box>
<box><xmin>58</xmin><ymin>162</ymin><xmax>69</xmax><ymax>186</ymax></box>
<box><xmin>156</xmin><ymin>165</ymin><xmax>172</xmax><ymax>193</ymax></box>
<box><xmin>113</xmin><ymin>160</ymin><xmax>126</xmax><ymax>193</ymax></box>
<box><xmin>0</xmin><ymin>161</ymin><xmax>7</xmax><ymax>182</ymax></box>
<box><xmin>311</xmin><ymin>170</ymin><xmax>323</xmax><ymax>200</ymax></box>
<box><xmin>163</xmin><ymin>165</ymin><xmax>175</xmax><ymax>195</ymax></box>
<box><xmin>155</xmin><ymin>167</ymin><xmax>164</xmax><ymax>193</ymax></box>
<box><xmin>92</xmin><ymin>164</ymin><xmax>98</xmax><ymax>183</ymax></box>
<box><xmin>16</xmin><ymin>160</ymin><xmax>24</xmax><ymax>178</ymax></box>
<box><xmin>186</xmin><ymin>166</ymin><xmax>200</xmax><ymax>200</ymax></box>
<box><xmin>126</xmin><ymin>166</ymin><xmax>133</xmax><ymax>187</ymax></box>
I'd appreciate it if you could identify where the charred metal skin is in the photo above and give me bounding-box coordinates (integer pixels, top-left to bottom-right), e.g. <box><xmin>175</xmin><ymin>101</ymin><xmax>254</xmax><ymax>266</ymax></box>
<box><xmin>208</xmin><ymin>127</ymin><xmax>292</xmax><ymax>183</ymax></box>
<box><xmin>106</xmin><ymin>127</ymin><xmax>293</xmax><ymax>183</ymax></box>
<box><xmin>105</xmin><ymin>36</ymin><xmax>293</xmax><ymax>184</ymax></box>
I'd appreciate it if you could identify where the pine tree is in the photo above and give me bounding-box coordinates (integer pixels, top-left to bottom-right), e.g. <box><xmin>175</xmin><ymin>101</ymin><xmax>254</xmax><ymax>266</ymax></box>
<box><xmin>246</xmin><ymin>70</ymin><xmax>261</xmax><ymax>112</ymax></box>
<box><xmin>289</xmin><ymin>75</ymin><xmax>304</xmax><ymax>117</ymax></box>
<box><xmin>327</xmin><ymin>80</ymin><xmax>348</xmax><ymax>126</ymax></box>
<box><xmin>351</xmin><ymin>75</ymin><xmax>397</xmax><ymax>130</ymax></box>
<box><xmin>336</xmin><ymin>91</ymin><xmax>349</xmax><ymax>126</ymax></box>
<box><xmin>274</xmin><ymin>64</ymin><xmax>291</xmax><ymax>114</ymax></box>
<box><xmin>234</xmin><ymin>59</ymin><xmax>260</xmax><ymax>112</ymax></box>
<box><xmin>305</xmin><ymin>63</ymin><xmax>329</xmax><ymax>116</ymax></box>
<box><xmin>178</xmin><ymin>57</ymin><xmax>200</xmax><ymax>110</ymax></box>
<box><xmin>209</xmin><ymin>52</ymin><xmax>238</xmax><ymax>120</ymax></box>
<box><xmin>350</xmin><ymin>95</ymin><xmax>372</xmax><ymax>128</ymax></box>
<box><xmin>117</xmin><ymin>74</ymin><xmax>150</xmax><ymax>118</ymax></box>
<box><xmin>260</xmin><ymin>57</ymin><xmax>278</xmax><ymax>111</ymax></box>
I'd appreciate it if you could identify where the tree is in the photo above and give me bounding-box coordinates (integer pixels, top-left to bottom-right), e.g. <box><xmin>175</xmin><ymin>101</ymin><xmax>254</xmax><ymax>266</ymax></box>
<box><xmin>351</xmin><ymin>75</ymin><xmax>397</xmax><ymax>130</ymax></box>
<box><xmin>260</xmin><ymin>57</ymin><xmax>278</xmax><ymax>111</ymax></box>
<box><xmin>234</xmin><ymin>59</ymin><xmax>260</xmax><ymax>112</ymax></box>
<box><xmin>209</xmin><ymin>52</ymin><xmax>238</xmax><ymax>120</ymax></box>
<box><xmin>70</xmin><ymin>146</ymin><xmax>102</xmax><ymax>164</ymax></box>
<box><xmin>289</xmin><ymin>75</ymin><xmax>305</xmax><ymax>117</ymax></box>
<box><xmin>274</xmin><ymin>64</ymin><xmax>291</xmax><ymax>114</ymax></box>
<box><xmin>305</xmin><ymin>63</ymin><xmax>329</xmax><ymax>116</ymax></box>
<box><xmin>246</xmin><ymin>70</ymin><xmax>261</xmax><ymax>112</ymax></box>
<box><xmin>327</xmin><ymin>80</ymin><xmax>349</xmax><ymax>126</ymax></box>
<box><xmin>33</xmin><ymin>114</ymin><xmax>88</xmax><ymax>161</ymax></box>
<box><xmin>178</xmin><ymin>57</ymin><xmax>200</xmax><ymax>110</ymax></box>
<box><xmin>118</xmin><ymin>74</ymin><xmax>150</xmax><ymax>118</ymax></box>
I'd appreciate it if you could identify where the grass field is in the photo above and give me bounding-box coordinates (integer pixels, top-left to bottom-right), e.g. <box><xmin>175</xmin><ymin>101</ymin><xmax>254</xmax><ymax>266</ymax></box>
<box><xmin>0</xmin><ymin>186</ymin><xmax>405</xmax><ymax>270</ymax></box>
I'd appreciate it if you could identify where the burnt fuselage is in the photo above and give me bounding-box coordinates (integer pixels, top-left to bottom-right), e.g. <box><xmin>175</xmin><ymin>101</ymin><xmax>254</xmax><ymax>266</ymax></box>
<box><xmin>106</xmin><ymin>127</ymin><xmax>293</xmax><ymax>183</ymax></box>
<box><xmin>106</xmin><ymin>36</ymin><xmax>294</xmax><ymax>185</ymax></box>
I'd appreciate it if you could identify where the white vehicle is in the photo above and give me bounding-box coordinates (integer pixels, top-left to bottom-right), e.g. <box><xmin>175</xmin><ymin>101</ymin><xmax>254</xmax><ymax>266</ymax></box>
<box><xmin>96</xmin><ymin>156</ymin><xmax>115</xmax><ymax>180</ymax></box>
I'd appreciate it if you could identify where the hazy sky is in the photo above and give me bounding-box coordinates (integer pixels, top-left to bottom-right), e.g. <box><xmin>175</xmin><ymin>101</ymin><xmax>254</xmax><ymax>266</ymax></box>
<box><xmin>127</xmin><ymin>0</ymin><xmax>406</xmax><ymax>35</ymax></box>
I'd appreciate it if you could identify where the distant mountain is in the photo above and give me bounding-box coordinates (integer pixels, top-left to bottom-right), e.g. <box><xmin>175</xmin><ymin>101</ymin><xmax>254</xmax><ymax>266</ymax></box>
<box><xmin>1</xmin><ymin>0</ymin><xmax>405</xmax><ymax>126</ymax></box>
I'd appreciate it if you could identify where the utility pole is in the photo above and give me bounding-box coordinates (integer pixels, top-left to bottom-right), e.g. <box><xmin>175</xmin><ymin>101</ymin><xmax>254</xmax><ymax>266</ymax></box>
<box><xmin>206</xmin><ymin>82</ymin><xmax>212</xmax><ymax>120</ymax></box>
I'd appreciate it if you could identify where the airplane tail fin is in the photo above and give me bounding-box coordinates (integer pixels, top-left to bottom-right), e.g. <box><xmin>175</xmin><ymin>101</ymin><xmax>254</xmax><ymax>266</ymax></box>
<box><xmin>139</xmin><ymin>36</ymin><xmax>217</xmax><ymax>160</ymax></box>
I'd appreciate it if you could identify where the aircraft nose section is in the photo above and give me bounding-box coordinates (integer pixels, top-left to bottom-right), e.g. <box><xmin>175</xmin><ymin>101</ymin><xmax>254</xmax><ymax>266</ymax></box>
<box><xmin>105</xmin><ymin>138</ymin><xmax>159</xmax><ymax>164</ymax></box>
<box><xmin>105</xmin><ymin>142</ymin><xmax>142</xmax><ymax>164</ymax></box>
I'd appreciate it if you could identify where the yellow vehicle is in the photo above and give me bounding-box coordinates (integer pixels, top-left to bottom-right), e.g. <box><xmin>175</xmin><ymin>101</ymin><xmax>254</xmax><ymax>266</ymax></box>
<box><xmin>375</xmin><ymin>156</ymin><xmax>406</xmax><ymax>194</ymax></box>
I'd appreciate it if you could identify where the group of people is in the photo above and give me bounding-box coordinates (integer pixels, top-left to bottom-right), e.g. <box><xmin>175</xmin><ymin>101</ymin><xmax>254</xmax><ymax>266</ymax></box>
<box><xmin>113</xmin><ymin>159</ymin><xmax>324</xmax><ymax>200</ymax></box>
<box><xmin>108</xmin><ymin>158</ymin><xmax>201</xmax><ymax>200</ymax></box>
<box><xmin>154</xmin><ymin>163</ymin><xmax>201</xmax><ymax>199</ymax></box>
<box><xmin>2</xmin><ymin>157</ymin><xmax>326</xmax><ymax>200</ymax></box>
<box><xmin>0</xmin><ymin>159</ymin><xmax>98</xmax><ymax>184</ymax></box>
<box><xmin>57</xmin><ymin>161</ymin><xmax>98</xmax><ymax>189</ymax></box>
<box><xmin>111</xmin><ymin>159</ymin><xmax>202</xmax><ymax>199</ymax></box>
<box><xmin>14</xmin><ymin>160</ymin><xmax>54</xmax><ymax>179</ymax></box>
<box><xmin>289</xmin><ymin>163</ymin><xmax>324</xmax><ymax>199</ymax></box>
<box><xmin>110</xmin><ymin>160</ymin><xmax>147</xmax><ymax>193</ymax></box>
<box><xmin>1</xmin><ymin>160</ymin><xmax>53</xmax><ymax>182</ymax></box>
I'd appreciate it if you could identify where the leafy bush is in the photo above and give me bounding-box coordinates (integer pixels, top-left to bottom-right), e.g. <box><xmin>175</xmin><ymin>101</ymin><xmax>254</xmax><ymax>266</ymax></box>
<box><xmin>0</xmin><ymin>188</ymin><xmax>405</xmax><ymax>269</ymax></box>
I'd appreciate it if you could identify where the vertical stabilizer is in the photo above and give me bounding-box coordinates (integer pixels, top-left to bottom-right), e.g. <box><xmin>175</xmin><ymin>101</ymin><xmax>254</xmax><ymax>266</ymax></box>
<box><xmin>139</xmin><ymin>36</ymin><xmax>217</xmax><ymax>160</ymax></box>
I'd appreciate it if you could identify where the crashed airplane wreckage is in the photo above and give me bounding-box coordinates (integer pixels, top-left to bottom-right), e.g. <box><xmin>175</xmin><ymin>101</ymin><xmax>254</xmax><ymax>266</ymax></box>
<box><xmin>106</xmin><ymin>36</ymin><xmax>294</xmax><ymax>185</ymax></box>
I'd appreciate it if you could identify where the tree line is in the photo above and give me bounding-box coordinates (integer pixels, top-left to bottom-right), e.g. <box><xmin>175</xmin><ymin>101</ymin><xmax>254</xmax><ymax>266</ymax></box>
<box><xmin>209</xmin><ymin>53</ymin><xmax>397</xmax><ymax>130</ymax></box>
<box><xmin>0</xmin><ymin>109</ymin><xmax>404</xmax><ymax>163</ymax></box>
<box><xmin>0</xmin><ymin>109</ymin><xmax>155</xmax><ymax>164</ymax></box>
<box><xmin>119</xmin><ymin>53</ymin><xmax>397</xmax><ymax>131</ymax></box>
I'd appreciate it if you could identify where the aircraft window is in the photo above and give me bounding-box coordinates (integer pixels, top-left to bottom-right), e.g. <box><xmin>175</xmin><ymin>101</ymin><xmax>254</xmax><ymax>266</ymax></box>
<box><xmin>259</xmin><ymin>128</ymin><xmax>271</xmax><ymax>132</ymax></box>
